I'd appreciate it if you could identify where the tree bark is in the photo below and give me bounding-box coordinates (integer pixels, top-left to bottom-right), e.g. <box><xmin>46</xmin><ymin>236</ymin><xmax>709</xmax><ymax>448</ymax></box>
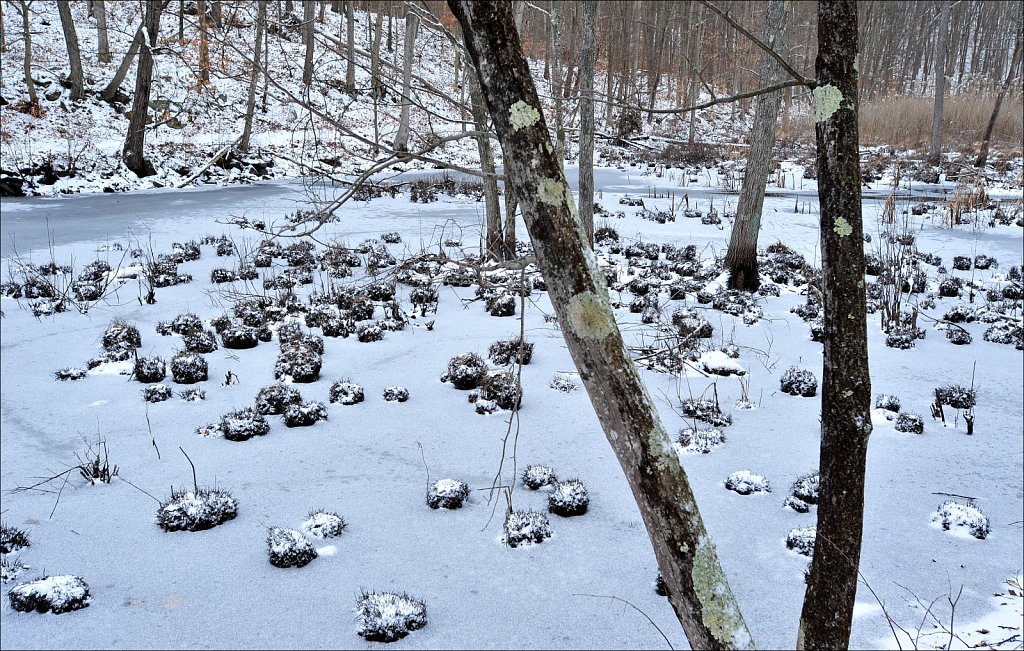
<box><xmin>95</xmin><ymin>0</ymin><xmax>111</xmax><ymax>63</ymax></box>
<box><xmin>17</xmin><ymin>1</ymin><xmax>39</xmax><ymax>109</ymax></box>
<box><xmin>240</xmin><ymin>0</ymin><xmax>266</xmax><ymax>153</ymax></box>
<box><xmin>57</xmin><ymin>0</ymin><xmax>85</xmax><ymax>100</ymax></box>
<box><xmin>797</xmin><ymin>1</ymin><xmax>872</xmax><ymax>648</ymax></box>
<box><xmin>101</xmin><ymin>26</ymin><xmax>144</xmax><ymax>102</ymax></box>
<box><xmin>198</xmin><ymin>0</ymin><xmax>211</xmax><ymax>83</ymax></box>
<box><xmin>578</xmin><ymin>0</ymin><xmax>597</xmax><ymax>248</ymax></box>
<box><xmin>344</xmin><ymin>0</ymin><xmax>356</xmax><ymax>93</ymax></box>
<box><xmin>688</xmin><ymin>5</ymin><xmax>705</xmax><ymax>145</ymax></box>
<box><xmin>976</xmin><ymin>30</ymin><xmax>1021</xmax><ymax>168</ymax></box>
<box><xmin>450</xmin><ymin>3</ymin><xmax>754</xmax><ymax>649</ymax></box>
<box><xmin>466</xmin><ymin>69</ymin><xmax>503</xmax><ymax>262</ymax></box>
<box><xmin>724</xmin><ymin>0</ymin><xmax>789</xmax><ymax>292</ymax></box>
<box><xmin>122</xmin><ymin>0</ymin><xmax>164</xmax><ymax>178</ymax></box>
<box><xmin>929</xmin><ymin>0</ymin><xmax>951</xmax><ymax>165</ymax></box>
<box><xmin>370</xmin><ymin>11</ymin><xmax>384</xmax><ymax>99</ymax></box>
<box><xmin>393</xmin><ymin>9</ymin><xmax>418</xmax><ymax>152</ymax></box>
<box><xmin>549</xmin><ymin>2</ymin><xmax>565</xmax><ymax>167</ymax></box>
<box><xmin>302</xmin><ymin>0</ymin><xmax>315</xmax><ymax>86</ymax></box>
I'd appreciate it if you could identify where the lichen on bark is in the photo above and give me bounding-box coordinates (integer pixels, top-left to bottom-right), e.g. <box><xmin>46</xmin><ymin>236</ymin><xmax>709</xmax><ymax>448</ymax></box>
<box><xmin>509</xmin><ymin>100</ymin><xmax>540</xmax><ymax>130</ymax></box>
<box><xmin>813</xmin><ymin>83</ymin><xmax>843</xmax><ymax>122</ymax></box>
<box><xmin>565</xmin><ymin>292</ymin><xmax>615</xmax><ymax>340</ymax></box>
<box><xmin>692</xmin><ymin>540</ymin><xmax>752</xmax><ymax>649</ymax></box>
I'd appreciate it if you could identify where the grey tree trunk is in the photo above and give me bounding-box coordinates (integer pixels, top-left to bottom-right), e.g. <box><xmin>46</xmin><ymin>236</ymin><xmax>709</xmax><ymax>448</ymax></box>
<box><xmin>101</xmin><ymin>26</ymin><xmax>144</xmax><ymax>102</ymax></box>
<box><xmin>370</xmin><ymin>11</ymin><xmax>384</xmax><ymax>98</ymax></box>
<box><xmin>122</xmin><ymin>0</ymin><xmax>164</xmax><ymax>178</ymax></box>
<box><xmin>976</xmin><ymin>31</ymin><xmax>1021</xmax><ymax>168</ymax></box>
<box><xmin>96</xmin><ymin>0</ymin><xmax>111</xmax><ymax>63</ymax></box>
<box><xmin>724</xmin><ymin>0</ymin><xmax>789</xmax><ymax>291</ymax></box>
<box><xmin>393</xmin><ymin>10</ymin><xmax>418</xmax><ymax>153</ymax></box>
<box><xmin>929</xmin><ymin>0</ymin><xmax>951</xmax><ymax>165</ymax></box>
<box><xmin>578</xmin><ymin>0</ymin><xmax>597</xmax><ymax>248</ymax></box>
<box><xmin>57</xmin><ymin>1</ymin><xmax>85</xmax><ymax>100</ymax></box>
<box><xmin>450</xmin><ymin>3</ymin><xmax>754</xmax><ymax>649</ymax></box>
<box><xmin>797</xmin><ymin>0</ymin><xmax>872</xmax><ymax>648</ymax></box>
<box><xmin>198</xmin><ymin>0</ymin><xmax>211</xmax><ymax>83</ymax></box>
<box><xmin>344</xmin><ymin>0</ymin><xmax>355</xmax><ymax>93</ymax></box>
<box><xmin>240</xmin><ymin>0</ymin><xmax>266</xmax><ymax>153</ymax></box>
<box><xmin>549</xmin><ymin>3</ymin><xmax>565</xmax><ymax>167</ymax></box>
<box><xmin>687</xmin><ymin>5</ymin><xmax>704</xmax><ymax>144</ymax></box>
<box><xmin>466</xmin><ymin>69</ymin><xmax>503</xmax><ymax>261</ymax></box>
<box><xmin>503</xmin><ymin>188</ymin><xmax>517</xmax><ymax>258</ymax></box>
<box><xmin>17</xmin><ymin>1</ymin><xmax>39</xmax><ymax>109</ymax></box>
<box><xmin>302</xmin><ymin>0</ymin><xmax>315</xmax><ymax>86</ymax></box>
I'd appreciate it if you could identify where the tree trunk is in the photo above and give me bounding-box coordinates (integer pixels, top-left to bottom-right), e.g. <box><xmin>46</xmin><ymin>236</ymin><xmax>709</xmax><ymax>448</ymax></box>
<box><xmin>101</xmin><ymin>26</ymin><xmax>144</xmax><ymax>102</ymax></box>
<box><xmin>198</xmin><ymin>0</ymin><xmax>211</xmax><ymax>83</ymax></box>
<box><xmin>550</xmin><ymin>2</ymin><xmax>565</xmax><ymax>167</ymax></box>
<box><xmin>503</xmin><ymin>189</ymin><xmax>517</xmax><ymax>258</ymax></box>
<box><xmin>18</xmin><ymin>1</ymin><xmax>39</xmax><ymax>109</ymax></box>
<box><xmin>578</xmin><ymin>0</ymin><xmax>597</xmax><ymax>248</ymax></box>
<box><xmin>725</xmin><ymin>0</ymin><xmax>789</xmax><ymax>292</ymax></box>
<box><xmin>344</xmin><ymin>0</ymin><xmax>356</xmax><ymax>93</ymax></box>
<box><xmin>122</xmin><ymin>0</ymin><xmax>164</xmax><ymax>178</ymax></box>
<box><xmin>95</xmin><ymin>0</ymin><xmax>111</xmax><ymax>63</ymax></box>
<box><xmin>688</xmin><ymin>6</ymin><xmax>705</xmax><ymax>145</ymax></box>
<box><xmin>467</xmin><ymin>69</ymin><xmax>503</xmax><ymax>262</ymax></box>
<box><xmin>929</xmin><ymin>0</ymin><xmax>951</xmax><ymax>165</ymax></box>
<box><xmin>210</xmin><ymin>0</ymin><xmax>222</xmax><ymax>28</ymax></box>
<box><xmin>240</xmin><ymin>0</ymin><xmax>266</xmax><ymax>153</ymax></box>
<box><xmin>393</xmin><ymin>9</ymin><xmax>418</xmax><ymax>152</ymax></box>
<box><xmin>976</xmin><ymin>31</ymin><xmax>1021</xmax><ymax>168</ymax></box>
<box><xmin>370</xmin><ymin>11</ymin><xmax>384</xmax><ymax>98</ymax></box>
<box><xmin>797</xmin><ymin>1</ymin><xmax>872</xmax><ymax>648</ymax></box>
<box><xmin>302</xmin><ymin>0</ymin><xmax>315</xmax><ymax>86</ymax></box>
<box><xmin>450</xmin><ymin>3</ymin><xmax>754</xmax><ymax>649</ymax></box>
<box><xmin>57</xmin><ymin>1</ymin><xmax>85</xmax><ymax>100</ymax></box>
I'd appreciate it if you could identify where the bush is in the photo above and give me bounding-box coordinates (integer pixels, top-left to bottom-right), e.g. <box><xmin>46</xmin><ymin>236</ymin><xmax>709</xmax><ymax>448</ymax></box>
<box><xmin>171</xmin><ymin>312</ymin><xmax>203</xmax><ymax>335</ymax></box>
<box><xmin>522</xmin><ymin>465</ymin><xmax>557</xmax><ymax>490</ymax></box>
<box><xmin>255</xmin><ymin>384</ymin><xmax>303</xmax><ymax>415</ymax></box>
<box><xmin>488</xmin><ymin>337</ymin><xmax>534</xmax><ymax>366</ymax></box>
<box><xmin>548</xmin><ymin>479</ymin><xmax>590</xmax><ymax>517</ymax></box>
<box><xmin>894</xmin><ymin>413</ymin><xmax>924</xmax><ymax>434</ymax></box>
<box><xmin>549</xmin><ymin>374</ymin><xmax>578</xmax><ymax>392</ymax></box>
<box><xmin>780</xmin><ymin>367</ymin><xmax>817</xmax><ymax>397</ymax></box>
<box><xmin>383</xmin><ymin>386</ymin><xmax>409</xmax><ymax>403</ymax></box>
<box><xmin>274</xmin><ymin>346</ymin><xmax>322</xmax><ymax>383</ymax></box>
<box><xmin>945</xmin><ymin>327</ymin><xmax>972</xmax><ymax>345</ymax></box>
<box><xmin>356</xmin><ymin>323</ymin><xmax>384</xmax><ymax>343</ymax></box>
<box><xmin>936</xmin><ymin>385</ymin><xmax>976</xmax><ymax>410</ymax></box>
<box><xmin>0</xmin><ymin>522</ymin><xmax>30</xmax><ymax>553</ymax></box>
<box><xmin>724</xmin><ymin>471</ymin><xmax>771</xmax><ymax>495</ymax></box>
<box><xmin>474</xmin><ymin>372</ymin><xmax>521</xmax><ymax>411</ymax></box>
<box><xmin>786</xmin><ymin>527</ymin><xmax>817</xmax><ymax>556</ymax></box>
<box><xmin>184</xmin><ymin>329</ymin><xmax>218</xmax><ymax>353</ymax></box>
<box><xmin>486</xmin><ymin>292</ymin><xmax>516</xmax><ymax>317</ymax></box>
<box><xmin>932</xmin><ymin>500</ymin><xmax>990</xmax><ymax>539</ymax></box>
<box><xmin>443</xmin><ymin>353</ymin><xmax>487</xmax><ymax>389</ymax></box>
<box><xmin>8</xmin><ymin>576</ymin><xmax>90</xmax><ymax>614</ymax></box>
<box><xmin>134</xmin><ymin>356</ymin><xmax>166</xmax><ymax>383</ymax></box>
<box><xmin>143</xmin><ymin>384</ymin><xmax>173</xmax><ymax>403</ymax></box>
<box><xmin>680</xmin><ymin>398</ymin><xmax>733</xmax><ymax>427</ymax></box>
<box><xmin>266</xmin><ymin>527</ymin><xmax>317</xmax><ymax>568</ymax></box>
<box><xmin>54</xmin><ymin>367</ymin><xmax>87</xmax><ymax>381</ymax></box>
<box><xmin>676</xmin><ymin>427</ymin><xmax>726</xmax><ymax>454</ymax></box>
<box><xmin>503</xmin><ymin>510</ymin><xmax>552</xmax><ymax>548</ymax></box>
<box><xmin>156</xmin><ymin>487</ymin><xmax>238</xmax><ymax>531</ymax></box>
<box><xmin>302</xmin><ymin>510</ymin><xmax>347</xmax><ymax>538</ymax></box>
<box><xmin>221</xmin><ymin>326</ymin><xmax>260</xmax><ymax>350</ymax></box>
<box><xmin>221</xmin><ymin>407</ymin><xmax>270</xmax><ymax>441</ymax></box>
<box><xmin>785</xmin><ymin>472</ymin><xmax>819</xmax><ymax>512</ymax></box>
<box><xmin>282</xmin><ymin>402</ymin><xmax>328</xmax><ymax>427</ymax></box>
<box><xmin>329</xmin><ymin>381</ymin><xmax>364</xmax><ymax>405</ymax></box>
<box><xmin>874</xmin><ymin>394</ymin><xmax>901</xmax><ymax>412</ymax></box>
<box><xmin>356</xmin><ymin>591</ymin><xmax>428</xmax><ymax>642</ymax></box>
<box><xmin>102</xmin><ymin>319</ymin><xmax>141</xmax><ymax>352</ymax></box>
<box><xmin>426</xmin><ymin>479</ymin><xmax>470</xmax><ymax>509</ymax></box>
<box><xmin>171</xmin><ymin>351</ymin><xmax>208</xmax><ymax>384</ymax></box>
<box><xmin>179</xmin><ymin>387</ymin><xmax>206</xmax><ymax>402</ymax></box>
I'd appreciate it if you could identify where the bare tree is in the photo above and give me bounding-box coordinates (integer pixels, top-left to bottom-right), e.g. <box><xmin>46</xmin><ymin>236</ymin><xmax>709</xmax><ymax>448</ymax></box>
<box><xmin>929</xmin><ymin>0</ymin><xmax>951</xmax><ymax>165</ymax></box>
<box><xmin>101</xmin><ymin>26</ymin><xmax>144</xmax><ymax>102</ymax></box>
<box><xmin>344</xmin><ymin>0</ymin><xmax>356</xmax><ymax>93</ymax></box>
<box><xmin>198</xmin><ymin>0</ymin><xmax>211</xmax><ymax>83</ymax></box>
<box><xmin>466</xmin><ymin>69</ymin><xmax>503</xmax><ymax>261</ymax></box>
<box><xmin>122</xmin><ymin>0</ymin><xmax>165</xmax><ymax>178</ymax></box>
<box><xmin>95</xmin><ymin>0</ymin><xmax>111</xmax><ymax>63</ymax></box>
<box><xmin>450</xmin><ymin>2</ymin><xmax>754</xmax><ymax>649</ymax></box>
<box><xmin>724</xmin><ymin>0</ymin><xmax>789</xmax><ymax>291</ymax></box>
<box><xmin>797</xmin><ymin>0</ymin><xmax>872</xmax><ymax>647</ymax></box>
<box><xmin>578</xmin><ymin>0</ymin><xmax>597</xmax><ymax>248</ymax></box>
<box><xmin>57</xmin><ymin>1</ymin><xmax>85</xmax><ymax>100</ymax></box>
<box><xmin>14</xmin><ymin>1</ymin><xmax>40</xmax><ymax>112</ymax></box>
<box><xmin>302</xmin><ymin>0</ymin><xmax>315</xmax><ymax>86</ymax></box>
<box><xmin>393</xmin><ymin>8</ymin><xmax>418</xmax><ymax>152</ymax></box>
<box><xmin>240</xmin><ymin>0</ymin><xmax>267</xmax><ymax>153</ymax></box>
<box><xmin>976</xmin><ymin>27</ymin><xmax>1021</xmax><ymax>168</ymax></box>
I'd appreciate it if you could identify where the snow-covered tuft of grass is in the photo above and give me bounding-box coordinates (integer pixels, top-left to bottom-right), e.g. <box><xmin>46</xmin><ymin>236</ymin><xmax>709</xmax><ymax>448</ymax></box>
<box><xmin>786</xmin><ymin>527</ymin><xmax>817</xmax><ymax>556</ymax></box>
<box><xmin>266</xmin><ymin>527</ymin><xmax>317</xmax><ymax>568</ymax></box>
<box><xmin>426</xmin><ymin>479</ymin><xmax>470</xmax><ymax>510</ymax></box>
<box><xmin>282</xmin><ymin>401</ymin><xmax>328</xmax><ymax>428</ymax></box>
<box><xmin>302</xmin><ymin>510</ymin><xmax>347</xmax><ymax>539</ymax></box>
<box><xmin>220</xmin><ymin>407</ymin><xmax>270</xmax><ymax>441</ymax></box>
<box><xmin>0</xmin><ymin>522</ymin><xmax>31</xmax><ymax>554</ymax></box>
<box><xmin>8</xmin><ymin>575</ymin><xmax>90</xmax><ymax>614</ymax></box>
<box><xmin>156</xmin><ymin>487</ymin><xmax>238</xmax><ymax>532</ymax></box>
<box><xmin>725</xmin><ymin>471</ymin><xmax>772</xmax><ymax>495</ymax></box>
<box><xmin>355</xmin><ymin>591</ymin><xmax>428</xmax><ymax>642</ymax></box>
<box><xmin>675</xmin><ymin>427</ymin><xmax>726</xmax><ymax>455</ymax></box>
<box><xmin>522</xmin><ymin>465</ymin><xmax>557</xmax><ymax>490</ymax></box>
<box><xmin>328</xmin><ymin>381</ymin><xmax>364</xmax><ymax>405</ymax></box>
<box><xmin>780</xmin><ymin>367</ymin><xmax>818</xmax><ymax>397</ymax></box>
<box><xmin>503</xmin><ymin>510</ymin><xmax>553</xmax><ymax>548</ymax></box>
<box><xmin>548</xmin><ymin>479</ymin><xmax>590</xmax><ymax>517</ymax></box>
<box><xmin>442</xmin><ymin>353</ymin><xmax>487</xmax><ymax>390</ymax></box>
<box><xmin>932</xmin><ymin>500</ymin><xmax>991</xmax><ymax>540</ymax></box>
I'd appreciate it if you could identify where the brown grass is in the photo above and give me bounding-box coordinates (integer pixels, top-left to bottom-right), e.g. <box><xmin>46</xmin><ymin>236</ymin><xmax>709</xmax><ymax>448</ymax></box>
<box><xmin>778</xmin><ymin>91</ymin><xmax>1024</xmax><ymax>154</ymax></box>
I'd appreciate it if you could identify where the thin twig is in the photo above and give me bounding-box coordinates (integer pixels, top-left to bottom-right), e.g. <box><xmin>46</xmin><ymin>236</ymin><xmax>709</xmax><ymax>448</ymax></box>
<box><xmin>573</xmin><ymin>593</ymin><xmax>675</xmax><ymax>650</ymax></box>
<box><xmin>179</xmin><ymin>447</ymin><xmax>198</xmax><ymax>493</ymax></box>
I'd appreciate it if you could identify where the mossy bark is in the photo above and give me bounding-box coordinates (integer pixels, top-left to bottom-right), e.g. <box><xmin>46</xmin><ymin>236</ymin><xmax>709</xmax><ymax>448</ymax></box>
<box><xmin>450</xmin><ymin>3</ymin><xmax>753</xmax><ymax>648</ymax></box>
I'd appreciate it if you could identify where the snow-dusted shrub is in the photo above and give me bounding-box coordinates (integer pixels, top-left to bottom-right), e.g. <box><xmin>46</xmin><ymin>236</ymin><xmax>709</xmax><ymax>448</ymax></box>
<box><xmin>302</xmin><ymin>510</ymin><xmax>347</xmax><ymax>539</ymax></box>
<box><xmin>282</xmin><ymin>333</ymin><xmax>324</xmax><ymax>355</ymax></box>
<box><xmin>184</xmin><ymin>329</ymin><xmax>218</xmax><ymax>354</ymax></box>
<box><xmin>381</xmin><ymin>231</ymin><xmax>402</xmax><ymax>244</ymax></box>
<box><xmin>952</xmin><ymin>256</ymin><xmax>972</xmax><ymax>271</ymax></box>
<box><xmin>522</xmin><ymin>465</ymin><xmax>557</xmax><ymax>490</ymax></box>
<box><xmin>210</xmin><ymin>268</ymin><xmax>238</xmax><ymax>284</ymax></box>
<box><xmin>0</xmin><ymin>522</ymin><xmax>30</xmax><ymax>553</ymax></box>
<box><xmin>932</xmin><ymin>500</ymin><xmax>990</xmax><ymax>539</ymax></box>
<box><xmin>791</xmin><ymin>472</ymin><xmax>820</xmax><ymax>504</ymax></box>
<box><xmin>488</xmin><ymin>336</ymin><xmax>534</xmax><ymax>366</ymax></box>
<box><xmin>179</xmin><ymin>387</ymin><xmax>206</xmax><ymax>402</ymax></box>
<box><xmin>894</xmin><ymin>413</ymin><xmax>925</xmax><ymax>434</ymax></box>
<box><xmin>503</xmin><ymin>510</ymin><xmax>552</xmax><ymax>548</ymax></box>
<box><xmin>171</xmin><ymin>312</ymin><xmax>203</xmax><ymax>335</ymax></box>
<box><xmin>221</xmin><ymin>326</ymin><xmax>259</xmax><ymax>350</ymax></box>
<box><xmin>266</xmin><ymin>527</ymin><xmax>317</xmax><ymax>568</ymax></box>
<box><xmin>356</xmin><ymin>591</ymin><xmax>428</xmax><ymax>642</ymax></box>
<box><xmin>383</xmin><ymin>386</ymin><xmax>409</xmax><ymax>403</ymax></box>
<box><xmin>973</xmin><ymin>254</ymin><xmax>997</xmax><ymax>270</ymax></box>
<box><xmin>874</xmin><ymin>394</ymin><xmax>901</xmax><ymax>412</ymax></box>
<box><xmin>936</xmin><ymin>385</ymin><xmax>977</xmax><ymax>410</ymax></box>
<box><xmin>274</xmin><ymin>346</ymin><xmax>322</xmax><ymax>383</ymax></box>
<box><xmin>134</xmin><ymin>356</ymin><xmax>166</xmax><ymax>383</ymax></box>
<box><xmin>282</xmin><ymin>402</ymin><xmax>328</xmax><ymax>428</ymax></box>
<box><xmin>102</xmin><ymin>319</ymin><xmax>141</xmax><ymax>352</ymax></box>
<box><xmin>255</xmin><ymin>384</ymin><xmax>303</xmax><ymax>415</ymax></box>
<box><xmin>172</xmin><ymin>241</ymin><xmax>201</xmax><ymax>261</ymax></box>
<box><xmin>329</xmin><ymin>381</ymin><xmax>364</xmax><ymax>405</ymax></box>
<box><xmin>356</xmin><ymin>323</ymin><xmax>384</xmax><ymax>343</ymax></box>
<box><xmin>1</xmin><ymin>557</ymin><xmax>29</xmax><ymax>584</ymax></box>
<box><xmin>426</xmin><ymin>479</ymin><xmax>470</xmax><ymax>510</ymax></box>
<box><xmin>676</xmin><ymin>427</ymin><xmax>725</xmax><ymax>454</ymax></box>
<box><xmin>475</xmin><ymin>372</ymin><xmax>521</xmax><ymax>411</ymax></box>
<box><xmin>938</xmin><ymin>277</ymin><xmax>963</xmax><ymax>298</ymax></box>
<box><xmin>681</xmin><ymin>398</ymin><xmax>733</xmax><ymax>427</ymax></box>
<box><xmin>142</xmin><ymin>384</ymin><xmax>173</xmax><ymax>403</ymax></box>
<box><xmin>983</xmin><ymin>322</ymin><xmax>1023</xmax><ymax>347</ymax></box>
<box><xmin>786</xmin><ymin>527</ymin><xmax>817</xmax><ymax>556</ymax></box>
<box><xmin>486</xmin><ymin>292</ymin><xmax>516</xmax><ymax>317</ymax></box>
<box><xmin>442</xmin><ymin>353</ymin><xmax>487</xmax><ymax>389</ymax></box>
<box><xmin>54</xmin><ymin>367</ymin><xmax>87</xmax><ymax>381</ymax></box>
<box><xmin>672</xmin><ymin>307</ymin><xmax>714</xmax><ymax>339</ymax></box>
<box><xmin>170</xmin><ymin>351</ymin><xmax>208</xmax><ymax>384</ymax></box>
<box><xmin>780</xmin><ymin>367</ymin><xmax>817</xmax><ymax>397</ymax></box>
<box><xmin>725</xmin><ymin>471</ymin><xmax>771</xmax><ymax>495</ymax></box>
<box><xmin>885</xmin><ymin>327</ymin><xmax>925</xmax><ymax>349</ymax></box>
<box><xmin>548</xmin><ymin>479</ymin><xmax>590</xmax><ymax>517</ymax></box>
<box><xmin>548</xmin><ymin>374</ymin><xmax>578</xmax><ymax>392</ymax></box>
<box><xmin>156</xmin><ymin>487</ymin><xmax>238</xmax><ymax>531</ymax></box>
<box><xmin>322</xmin><ymin>317</ymin><xmax>354</xmax><ymax>338</ymax></box>
<box><xmin>8</xmin><ymin>576</ymin><xmax>90</xmax><ymax>614</ymax></box>
<box><xmin>220</xmin><ymin>407</ymin><xmax>270</xmax><ymax>441</ymax></box>
<box><xmin>365</xmin><ymin>280</ymin><xmax>396</xmax><ymax>302</ymax></box>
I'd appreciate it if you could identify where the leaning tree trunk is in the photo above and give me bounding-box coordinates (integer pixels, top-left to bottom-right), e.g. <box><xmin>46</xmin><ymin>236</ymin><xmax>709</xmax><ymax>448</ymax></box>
<box><xmin>976</xmin><ymin>31</ymin><xmax>1021</xmax><ymax>168</ymax></box>
<box><xmin>239</xmin><ymin>0</ymin><xmax>266</xmax><ymax>152</ymax></box>
<box><xmin>467</xmin><ymin>68</ymin><xmax>503</xmax><ymax>261</ymax></box>
<box><xmin>449</xmin><ymin>3</ymin><xmax>754</xmax><ymax>649</ymax></box>
<box><xmin>344</xmin><ymin>0</ymin><xmax>356</xmax><ymax>93</ymax></box>
<box><xmin>122</xmin><ymin>0</ymin><xmax>164</xmax><ymax>178</ymax></box>
<box><xmin>95</xmin><ymin>0</ymin><xmax>111</xmax><ymax>63</ymax></box>
<box><xmin>578</xmin><ymin>0</ymin><xmax>597</xmax><ymax>248</ymax></box>
<box><xmin>797</xmin><ymin>0</ymin><xmax>873</xmax><ymax>648</ymax></box>
<box><xmin>101</xmin><ymin>26</ymin><xmax>143</xmax><ymax>102</ymax></box>
<box><xmin>724</xmin><ymin>0</ymin><xmax>789</xmax><ymax>291</ymax></box>
<box><xmin>393</xmin><ymin>9</ymin><xmax>418</xmax><ymax>153</ymax></box>
<box><xmin>302</xmin><ymin>0</ymin><xmax>315</xmax><ymax>86</ymax></box>
<box><xmin>549</xmin><ymin>3</ymin><xmax>565</xmax><ymax>167</ymax></box>
<box><xmin>57</xmin><ymin>1</ymin><xmax>85</xmax><ymax>100</ymax></box>
<box><xmin>929</xmin><ymin>0</ymin><xmax>951</xmax><ymax>165</ymax></box>
<box><xmin>17</xmin><ymin>1</ymin><xmax>39</xmax><ymax>110</ymax></box>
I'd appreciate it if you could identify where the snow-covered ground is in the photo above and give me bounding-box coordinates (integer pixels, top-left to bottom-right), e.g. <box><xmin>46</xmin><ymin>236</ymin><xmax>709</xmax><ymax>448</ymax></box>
<box><xmin>1</xmin><ymin>163</ymin><xmax>1021</xmax><ymax>649</ymax></box>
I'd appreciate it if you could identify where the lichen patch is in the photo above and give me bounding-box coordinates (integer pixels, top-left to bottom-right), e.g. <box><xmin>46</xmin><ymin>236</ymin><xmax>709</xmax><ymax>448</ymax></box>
<box><xmin>692</xmin><ymin>540</ymin><xmax>750</xmax><ymax>647</ymax></box>
<box><xmin>510</xmin><ymin>100</ymin><xmax>541</xmax><ymax>131</ymax></box>
<box><xmin>834</xmin><ymin>216</ymin><xmax>853</xmax><ymax>237</ymax></box>
<box><xmin>814</xmin><ymin>83</ymin><xmax>843</xmax><ymax>122</ymax></box>
<box><xmin>566</xmin><ymin>292</ymin><xmax>615</xmax><ymax>340</ymax></box>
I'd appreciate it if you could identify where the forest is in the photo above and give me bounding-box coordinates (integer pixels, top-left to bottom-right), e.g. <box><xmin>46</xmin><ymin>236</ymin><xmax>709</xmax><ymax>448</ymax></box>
<box><xmin>0</xmin><ymin>1</ymin><xmax>1021</xmax><ymax>650</ymax></box>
